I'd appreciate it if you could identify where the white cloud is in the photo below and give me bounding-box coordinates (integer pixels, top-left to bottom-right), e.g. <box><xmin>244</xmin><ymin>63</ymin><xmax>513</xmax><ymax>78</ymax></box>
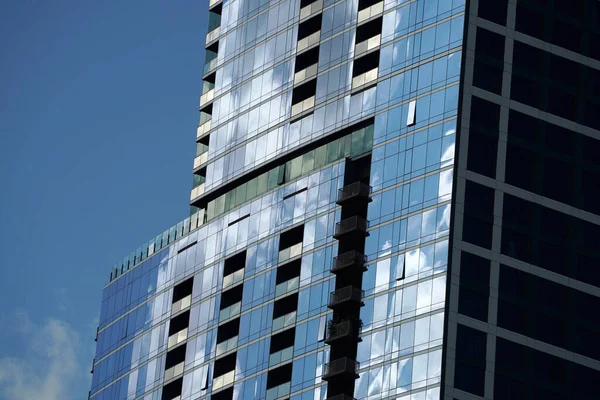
<box><xmin>0</xmin><ymin>313</ymin><xmax>90</xmax><ymax>400</ymax></box>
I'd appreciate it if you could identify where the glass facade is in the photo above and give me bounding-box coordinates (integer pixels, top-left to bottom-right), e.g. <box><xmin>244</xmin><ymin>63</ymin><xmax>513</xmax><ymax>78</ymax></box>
<box><xmin>90</xmin><ymin>0</ymin><xmax>600</xmax><ymax>398</ymax></box>
<box><xmin>442</xmin><ymin>0</ymin><xmax>600</xmax><ymax>399</ymax></box>
<box><xmin>90</xmin><ymin>0</ymin><xmax>467</xmax><ymax>398</ymax></box>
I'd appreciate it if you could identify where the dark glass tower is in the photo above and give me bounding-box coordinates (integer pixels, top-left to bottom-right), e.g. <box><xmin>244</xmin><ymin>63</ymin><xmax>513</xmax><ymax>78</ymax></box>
<box><xmin>89</xmin><ymin>0</ymin><xmax>600</xmax><ymax>399</ymax></box>
<box><xmin>442</xmin><ymin>0</ymin><xmax>600</xmax><ymax>399</ymax></box>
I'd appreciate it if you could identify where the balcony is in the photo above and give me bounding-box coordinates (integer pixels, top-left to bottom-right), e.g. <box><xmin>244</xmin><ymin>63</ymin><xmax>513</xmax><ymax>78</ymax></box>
<box><xmin>336</xmin><ymin>182</ymin><xmax>372</xmax><ymax>206</ymax></box>
<box><xmin>275</xmin><ymin>276</ymin><xmax>299</xmax><ymax>297</ymax></box>
<box><xmin>206</xmin><ymin>26</ymin><xmax>221</xmax><ymax>45</ymax></box>
<box><xmin>199</xmin><ymin>88</ymin><xmax>215</xmax><ymax>107</ymax></box>
<box><xmin>196</xmin><ymin>119</ymin><xmax>211</xmax><ymax>139</ymax></box>
<box><xmin>272</xmin><ymin>311</ymin><xmax>296</xmax><ymax>332</ymax></box>
<box><xmin>323</xmin><ymin>357</ymin><xmax>359</xmax><ymax>380</ymax></box>
<box><xmin>266</xmin><ymin>382</ymin><xmax>291</xmax><ymax>400</ymax></box>
<box><xmin>190</xmin><ymin>183</ymin><xmax>205</xmax><ymax>202</ymax></box>
<box><xmin>172</xmin><ymin>294</ymin><xmax>191</xmax><ymax>314</ymax></box>
<box><xmin>291</xmin><ymin>95</ymin><xmax>315</xmax><ymax>117</ymax></box>
<box><xmin>357</xmin><ymin>1</ymin><xmax>383</xmax><ymax>23</ymax></box>
<box><xmin>325</xmin><ymin>319</ymin><xmax>361</xmax><ymax>345</ymax></box>
<box><xmin>269</xmin><ymin>346</ymin><xmax>294</xmax><ymax>366</ymax></box>
<box><xmin>278</xmin><ymin>242</ymin><xmax>302</xmax><ymax>264</ymax></box>
<box><xmin>222</xmin><ymin>269</ymin><xmax>244</xmax><ymax>290</ymax></box>
<box><xmin>213</xmin><ymin>370</ymin><xmax>235</xmax><ymax>390</ymax></box>
<box><xmin>328</xmin><ymin>286</ymin><xmax>364</xmax><ymax>310</ymax></box>
<box><xmin>294</xmin><ymin>63</ymin><xmax>318</xmax><ymax>85</ymax></box>
<box><xmin>194</xmin><ymin>151</ymin><xmax>209</xmax><ymax>170</ymax></box>
<box><xmin>209</xmin><ymin>0</ymin><xmax>221</xmax><ymax>9</ymax></box>
<box><xmin>203</xmin><ymin>56</ymin><xmax>218</xmax><ymax>76</ymax></box>
<box><xmin>352</xmin><ymin>67</ymin><xmax>378</xmax><ymax>89</ymax></box>
<box><xmin>219</xmin><ymin>301</ymin><xmax>241</xmax><ymax>322</ymax></box>
<box><xmin>333</xmin><ymin>216</ymin><xmax>369</xmax><ymax>240</ymax></box>
<box><xmin>164</xmin><ymin>361</ymin><xmax>185</xmax><ymax>381</ymax></box>
<box><xmin>331</xmin><ymin>251</ymin><xmax>367</xmax><ymax>274</ymax></box>
<box><xmin>167</xmin><ymin>328</ymin><xmax>188</xmax><ymax>349</ymax></box>
<box><xmin>297</xmin><ymin>30</ymin><xmax>320</xmax><ymax>52</ymax></box>
<box><xmin>216</xmin><ymin>335</ymin><xmax>238</xmax><ymax>357</ymax></box>
<box><xmin>354</xmin><ymin>34</ymin><xmax>381</xmax><ymax>57</ymax></box>
<box><xmin>300</xmin><ymin>0</ymin><xmax>323</xmax><ymax>20</ymax></box>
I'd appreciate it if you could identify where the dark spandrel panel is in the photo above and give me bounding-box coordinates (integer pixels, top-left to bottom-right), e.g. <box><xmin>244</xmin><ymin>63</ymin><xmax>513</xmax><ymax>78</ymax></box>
<box><xmin>515</xmin><ymin>0</ymin><xmax>600</xmax><ymax>61</ymax></box>
<box><xmin>456</xmin><ymin>324</ymin><xmax>487</xmax><ymax>364</ymax></box>
<box><xmin>473</xmin><ymin>27</ymin><xmax>505</xmax><ymax>94</ymax></box>
<box><xmin>498</xmin><ymin>264</ymin><xmax>600</xmax><ymax>361</ymax></box>
<box><xmin>458</xmin><ymin>286</ymin><xmax>488</xmax><ymax>321</ymax></box>
<box><xmin>464</xmin><ymin>180</ymin><xmax>494</xmax><ymax>218</ymax></box>
<box><xmin>505</xmin><ymin>142</ymin><xmax>537</xmax><ymax>193</ymax></box>
<box><xmin>494</xmin><ymin>374</ymin><xmax>528</xmax><ymax>400</ymax></box>
<box><xmin>455</xmin><ymin>361</ymin><xmax>486</xmax><ymax>396</ymax></box>
<box><xmin>581</xmin><ymin>169</ymin><xmax>600</xmax><ymax>216</ymax></box>
<box><xmin>592</xmin><ymin>32</ymin><xmax>600</xmax><ymax>61</ymax></box>
<box><xmin>538</xmin><ymin>241</ymin><xmax>569</xmax><ymax>276</ymax></box>
<box><xmin>497</xmin><ymin>299</ymin><xmax>528</xmax><ymax>335</ymax></box>
<box><xmin>462</xmin><ymin>180</ymin><xmax>494</xmax><ymax>249</ymax></box>
<box><xmin>473</xmin><ymin>60</ymin><xmax>503</xmax><ymax>94</ymax></box>
<box><xmin>514</xmin><ymin>3</ymin><xmax>546</xmax><ymax>38</ymax></box>
<box><xmin>475</xmin><ymin>28</ymin><xmax>506</xmax><ymax>63</ymax></box>
<box><xmin>496</xmin><ymin>337</ymin><xmax>600</xmax><ymax>398</ymax></box>
<box><xmin>501</xmin><ymin>227</ymin><xmax>535</xmax><ymax>264</ymax></box>
<box><xmin>544</xmin><ymin>121</ymin><xmax>576</xmax><ymax>156</ymax></box>
<box><xmin>477</xmin><ymin>0</ymin><xmax>508</xmax><ymax>25</ymax></box>
<box><xmin>460</xmin><ymin>251</ymin><xmax>491</xmax><ymax>287</ymax></box>
<box><xmin>501</xmin><ymin>193</ymin><xmax>600</xmax><ymax>286</ymax></box>
<box><xmin>511</xmin><ymin>40</ymin><xmax>600</xmax><ymax>130</ymax></box>
<box><xmin>471</xmin><ymin>96</ymin><xmax>501</xmax><ymax>131</ymax></box>
<box><xmin>512</xmin><ymin>40</ymin><xmax>544</xmax><ymax>77</ymax></box>
<box><xmin>548</xmin><ymin>50</ymin><xmax>581</xmax><ymax>87</ymax></box>
<box><xmin>467</xmin><ymin>96</ymin><xmax>500</xmax><ymax>178</ymax></box>
<box><xmin>506</xmin><ymin>109</ymin><xmax>600</xmax><ymax>217</ymax></box>
<box><xmin>462</xmin><ymin>215</ymin><xmax>493</xmax><ymax>249</ymax></box>
<box><xmin>455</xmin><ymin>324</ymin><xmax>486</xmax><ymax>396</ymax></box>
<box><xmin>584</xmin><ymin>100</ymin><xmax>600</xmax><ymax>132</ymax></box>
<box><xmin>551</xmin><ymin>19</ymin><xmax>583</xmax><ymax>56</ymax></box>
<box><xmin>541</xmin><ymin>156</ymin><xmax>575</xmax><ymax>206</ymax></box>
<box><xmin>539</xmin><ymin>206</ymin><xmax>570</xmax><ymax>241</ymax></box>
<box><xmin>510</xmin><ymin>75</ymin><xmax>542</xmax><ymax>107</ymax></box>
<box><xmin>582</xmin><ymin>133</ymin><xmax>600</xmax><ymax>165</ymax></box>
<box><xmin>467</xmin><ymin>131</ymin><xmax>497</xmax><ymax>178</ymax></box>
<box><xmin>458</xmin><ymin>249</ymin><xmax>491</xmax><ymax>324</ymax></box>
<box><xmin>507</xmin><ymin>109</ymin><xmax>537</xmax><ymax>142</ymax></box>
<box><xmin>547</xmin><ymin>88</ymin><xmax>578</xmax><ymax>122</ymax></box>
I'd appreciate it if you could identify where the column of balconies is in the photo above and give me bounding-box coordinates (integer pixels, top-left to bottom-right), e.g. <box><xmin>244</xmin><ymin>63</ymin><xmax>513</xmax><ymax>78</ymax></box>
<box><xmin>213</xmin><ymin>251</ymin><xmax>246</xmax><ymax>394</ymax></box>
<box><xmin>192</xmin><ymin>1</ymin><xmax>222</xmax><ymax>206</ymax></box>
<box><xmin>325</xmin><ymin>159</ymin><xmax>372</xmax><ymax>398</ymax></box>
<box><xmin>161</xmin><ymin>277</ymin><xmax>195</xmax><ymax>400</ymax></box>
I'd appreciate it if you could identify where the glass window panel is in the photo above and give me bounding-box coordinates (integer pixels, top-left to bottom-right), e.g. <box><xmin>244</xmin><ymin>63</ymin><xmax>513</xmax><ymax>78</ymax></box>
<box><xmin>368</xmin><ymin>366</ymin><xmax>383</xmax><ymax>396</ymax></box>
<box><xmin>420</xmin><ymin>27</ymin><xmax>435</xmax><ymax>56</ymax></box>
<box><xmin>371</xmin><ymin>330</ymin><xmax>385</xmax><ymax>360</ymax></box>
<box><xmin>402</xmin><ymin>284</ymin><xmax>417</xmax><ymax>314</ymax></box>
<box><xmin>417</xmin><ymin>280</ymin><xmax>432</xmax><ymax>310</ymax></box>
<box><xmin>397</xmin><ymin>357</ymin><xmax>413</xmax><ymax>388</ymax></box>
<box><xmin>412</xmin><ymin>353</ymin><xmax>428</xmax><ymax>383</ymax></box>
<box><xmin>414</xmin><ymin>316</ymin><xmax>430</xmax><ymax>346</ymax></box>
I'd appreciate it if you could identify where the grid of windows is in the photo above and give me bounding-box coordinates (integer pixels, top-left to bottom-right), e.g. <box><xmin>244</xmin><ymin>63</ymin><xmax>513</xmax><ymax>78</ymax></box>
<box><xmin>443</xmin><ymin>0</ymin><xmax>600</xmax><ymax>398</ymax></box>
<box><xmin>91</xmin><ymin>0</ymin><xmax>468</xmax><ymax>398</ymax></box>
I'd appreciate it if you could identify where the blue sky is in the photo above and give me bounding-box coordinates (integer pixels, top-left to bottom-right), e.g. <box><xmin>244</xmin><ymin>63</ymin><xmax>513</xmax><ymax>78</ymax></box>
<box><xmin>0</xmin><ymin>1</ymin><xmax>206</xmax><ymax>398</ymax></box>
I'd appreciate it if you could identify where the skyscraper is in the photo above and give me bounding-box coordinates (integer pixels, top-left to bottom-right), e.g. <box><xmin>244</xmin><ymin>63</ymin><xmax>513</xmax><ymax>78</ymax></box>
<box><xmin>89</xmin><ymin>0</ymin><xmax>600</xmax><ymax>399</ymax></box>
<box><xmin>442</xmin><ymin>1</ymin><xmax>600</xmax><ymax>398</ymax></box>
